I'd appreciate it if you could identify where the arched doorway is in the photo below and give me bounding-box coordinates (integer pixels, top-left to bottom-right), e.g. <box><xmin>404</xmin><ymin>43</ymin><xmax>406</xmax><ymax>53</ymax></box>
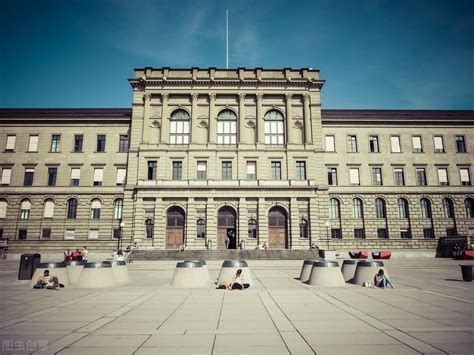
<box><xmin>166</xmin><ymin>206</ymin><xmax>185</xmax><ymax>249</ymax></box>
<box><xmin>268</xmin><ymin>206</ymin><xmax>288</xmax><ymax>249</ymax></box>
<box><xmin>217</xmin><ymin>206</ymin><xmax>237</xmax><ymax>249</ymax></box>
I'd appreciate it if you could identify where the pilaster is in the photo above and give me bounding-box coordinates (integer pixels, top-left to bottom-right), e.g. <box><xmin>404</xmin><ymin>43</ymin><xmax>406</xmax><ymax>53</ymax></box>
<box><xmin>238</xmin><ymin>93</ymin><xmax>247</xmax><ymax>144</ymax></box>
<box><xmin>257</xmin><ymin>197</ymin><xmax>268</xmax><ymax>245</ymax></box>
<box><xmin>206</xmin><ymin>198</ymin><xmax>217</xmax><ymax>248</ymax></box>
<box><xmin>290</xmin><ymin>197</ymin><xmax>300</xmax><ymax>249</ymax></box>
<box><xmin>161</xmin><ymin>94</ymin><xmax>169</xmax><ymax>144</ymax></box>
<box><xmin>238</xmin><ymin>198</ymin><xmax>248</xmax><ymax>248</ymax></box>
<box><xmin>208</xmin><ymin>93</ymin><xmax>216</xmax><ymax>144</ymax></box>
<box><xmin>256</xmin><ymin>94</ymin><xmax>265</xmax><ymax>144</ymax></box>
<box><xmin>191</xmin><ymin>93</ymin><xmax>199</xmax><ymax>144</ymax></box>
<box><xmin>142</xmin><ymin>93</ymin><xmax>151</xmax><ymax>143</ymax></box>
<box><xmin>285</xmin><ymin>93</ymin><xmax>294</xmax><ymax>144</ymax></box>
<box><xmin>303</xmin><ymin>93</ymin><xmax>312</xmax><ymax>144</ymax></box>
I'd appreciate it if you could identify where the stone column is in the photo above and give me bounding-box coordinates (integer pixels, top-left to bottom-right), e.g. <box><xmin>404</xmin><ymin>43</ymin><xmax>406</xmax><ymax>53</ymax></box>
<box><xmin>238</xmin><ymin>93</ymin><xmax>247</xmax><ymax>144</ymax></box>
<box><xmin>206</xmin><ymin>198</ymin><xmax>217</xmax><ymax>248</ymax></box>
<box><xmin>289</xmin><ymin>198</ymin><xmax>300</xmax><ymax>250</ymax></box>
<box><xmin>303</xmin><ymin>93</ymin><xmax>313</xmax><ymax>144</ymax></box>
<box><xmin>142</xmin><ymin>93</ymin><xmax>151</xmax><ymax>143</ymax></box>
<box><xmin>191</xmin><ymin>93</ymin><xmax>199</xmax><ymax>144</ymax></box>
<box><xmin>285</xmin><ymin>93</ymin><xmax>293</xmax><ymax>145</ymax></box>
<box><xmin>160</xmin><ymin>94</ymin><xmax>169</xmax><ymax>144</ymax></box>
<box><xmin>256</xmin><ymin>94</ymin><xmax>265</xmax><ymax>144</ymax></box>
<box><xmin>238</xmin><ymin>198</ymin><xmax>248</xmax><ymax>248</ymax></box>
<box><xmin>208</xmin><ymin>93</ymin><xmax>216</xmax><ymax>144</ymax></box>
<box><xmin>257</xmin><ymin>197</ymin><xmax>268</xmax><ymax>245</ymax></box>
<box><xmin>186</xmin><ymin>198</ymin><xmax>197</xmax><ymax>249</ymax></box>
<box><xmin>153</xmin><ymin>198</ymin><xmax>166</xmax><ymax>249</ymax></box>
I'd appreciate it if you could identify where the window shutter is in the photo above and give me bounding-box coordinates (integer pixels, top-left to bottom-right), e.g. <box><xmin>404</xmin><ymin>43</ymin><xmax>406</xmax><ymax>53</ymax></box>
<box><xmin>1</xmin><ymin>168</ymin><xmax>11</xmax><ymax>184</ymax></box>
<box><xmin>349</xmin><ymin>168</ymin><xmax>359</xmax><ymax>184</ymax></box>
<box><xmin>116</xmin><ymin>168</ymin><xmax>126</xmax><ymax>184</ymax></box>
<box><xmin>434</xmin><ymin>136</ymin><xmax>444</xmax><ymax>150</ymax></box>
<box><xmin>44</xmin><ymin>200</ymin><xmax>54</xmax><ymax>218</ymax></box>
<box><xmin>412</xmin><ymin>136</ymin><xmax>421</xmax><ymax>149</ymax></box>
<box><xmin>94</xmin><ymin>168</ymin><xmax>103</xmax><ymax>182</ymax></box>
<box><xmin>6</xmin><ymin>136</ymin><xmax>16</xmax><ymax>150</ymax></box>
<box><xmin>438</xmin><ymin>169</ymin><xmax>448</xmax><ymax>183</ymax></box>
<box><xmin>325</xmin><ymin>136</ymin><xmax>335</xmax><ymax>151</ymax></box>
<box><xmin>28</xmin><ymin>136</ymin><xmax>39</xmax><ymax>151</ymax></box>
<box><xmin>460</xmin><ymin>168</ymin><xmax>470</xmax><ymax>182</ymax></box>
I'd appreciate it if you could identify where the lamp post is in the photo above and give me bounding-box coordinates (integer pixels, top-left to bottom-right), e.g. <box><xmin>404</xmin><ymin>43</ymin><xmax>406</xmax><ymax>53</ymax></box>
<box><xmin>324</xmin><ymin>221</ymin><xmax>330</xmax><ymax>251</ymax></box>
<box><xmin>118</xmin><ymin>218</ymin><xmax>125</xmax><ymax>251</ymax></box>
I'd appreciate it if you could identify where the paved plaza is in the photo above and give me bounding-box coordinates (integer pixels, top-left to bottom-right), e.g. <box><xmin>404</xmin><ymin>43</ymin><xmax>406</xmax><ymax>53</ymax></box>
<box><xmin>0</xmin><ymin>258</ymin><xmax>473</xmax><ymax>354</ymax></box>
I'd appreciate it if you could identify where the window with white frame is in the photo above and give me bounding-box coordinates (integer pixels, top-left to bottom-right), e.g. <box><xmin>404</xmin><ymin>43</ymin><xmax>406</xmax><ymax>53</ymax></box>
<box><xmin>398</xmin><ymin>198</ymin><xmax>409</xmax><ymax>218</ymax></box>
<box><xmin>1</xmin><ymin>168</ymin><xmax>12</xmax><ymax>185</ymax></box>
<box><xmin>114</xmin><ymin>199</ymin><xmax>123</xmax><ymax>219</ymax></box>
<box><xmin>197</xmin><ymin>161</ymin><xmax>207</xmax><ymax>180</ymax></box>
<box><xmin>438</xmin><ymin>168</ymin><xmax>449</xmax><ymax>185</ymax></box>
<box><xmin>420</xmin><ymin>198</ymin><xmax>432</xmax><ymax>218</ymax></box>
<box><xmin>169</xmin><ymin>109</ymin><xmax>190</xmax><ymax>144</ymax></box>
<box><xmin>442</xmin><ymin>198</ymin><xmax>455</xmax><ymax>218</ymax></box>
<box><xmin>51</xmin><ymin>134</ymin><xmax>61</xmax><ymax>152</ymax></box>
<box><xmin>460</xmin><ymin>168</ymin><xmax>471</xmax><ymax>185</ymax></box>
<box><xmin>349</xmin><ymin>168</ymin><xmax>360</xmax><ymax>185</ymax></box>
<box><xmin>329</xmin><ymin>198</ymin><xmax>340</xmax><ymax>219</ymax></box>
<box><xmin>412</xmin><ymin>136</ymin><xmax>423</xmax><ymax>152</ymax></box>
<box><xmin>217</xmin><ymin>110</ymin><xmax>237</xmax><ymax>144</ymax></box>
<box><xmin>434</xmin><ymin>136</ymin><xmax>444</xmax><ymax>152</ymax></box>
<box><xmin>28</xmin><ymin>135</ymin><xmax>39</xmax><ymax>152</ymax></box>
<box><xmin>65</xmin><ymin>229</ymin><xmax>75</xmax><ymax>240</ymax></box>
<box><xmin>0</xmin><ymin>199</ymin><xmax>7</xmax><ymax>219</ymax></box>
<box><xmin>5</xmin><ymin>135</ymin><xmax>16</xmax><ymax>152</ymax></box>
<box><xmin>416</xmin><ymin>168</ymin><xmax>427</xmax><ymax>186</ymax></box>
<box><xmin>375</xmin><ymin>198</ymin><xmax>386</xmax><ymax>218</ymax></box>
<box><xmin>246</xmin><ymin>161</ymin><xmax>256</xmax><ymax>180</ymax></box>
<box><xmin>20</xmin><ymin>200</ymin><xmax>31</xmax><ymax>220</ymax></box>
<box><xmin>90</xmin><ymin>199</ymin><xmax>101</xmax><ymax>219</ymax></box>
<box><xmin>347</xmin><ymin>135</ymin><xmax>357</xmax><ymax>152</ymax></box>
<box><xmin>391</xmin><ymin>135</ymin><xmax>401</xmax><ymax>152</ymax></box>
<box><xmin>93</xmin><ymin>168</ymin><xmax>103</xmax><ymax>186</ymax></box>
<box><xmin>372</xmin><ymin>167</ymin><xmax>383</xmax><ymax>185</ymax></box>
<box><xmin>264</xmin><ymin>110</ymin><xmax>285</xmax><ymax>145</ymax></box>
<box><xmin>369</xmin><ymin>135</ymin><xmax>380</xmax><ymax>153</ymax></box>
<box><xmin>394</xmin><ymin>168</ymin><xmax>405</xmax><ymax>186</ymax></box>
<box><xmin>327</xmin><ymin>167</ymin><xmax>337</xmax><ymax>185</ymax></box>
<box><xmin>71</xmin><ymin>167</ymin><xmax>80</xmax><ymax>186</ymax></box>
<box><xmin>89</xmin><ymin>229</ymin><xmax>99</xmax><ymax>240</ymax></box>
<box><xmin>43</xmin><ymin>199</ymin><xmax>55</xmax><ymax>218</ymax></box>
<box><xmin>352</xmin><ymin>198</ymin><xmax>363</xmax><ymax>219</ymax></box>
<box><xmin>325</xmin><ymin>135</ymin><xmax>335</xmax><ymax>152</ymax></box>
<box><xmin>116</xmin><ymin>168</ymin><xmax>126</xmax><ymax>185</ymax></box>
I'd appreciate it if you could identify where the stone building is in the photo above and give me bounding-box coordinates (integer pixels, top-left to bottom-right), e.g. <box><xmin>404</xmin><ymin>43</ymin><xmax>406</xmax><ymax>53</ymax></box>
<box><xmin>0</xmin><ymin>67</ymin><xmax>473</xmax><ymax>253</ymax></box>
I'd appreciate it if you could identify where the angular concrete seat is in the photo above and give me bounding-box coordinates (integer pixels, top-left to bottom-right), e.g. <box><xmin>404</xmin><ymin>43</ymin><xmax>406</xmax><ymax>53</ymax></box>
<box><xmin>30</xmin><ymin>262</ymin><xmax>70</xmax><ymax>288</ymax></box>
<box><xmin>64</xmin><ymin>260</ymin><xmax>86</xmax><ymax>284</ymax></box>
<box><xmin>76</xmin><ymin>262</ymin><xmax>116</xmax><ymax>288</ymax></box>
<box><xmin>170</xmin><ymin>261</ymin><xmax>208</xmax><ymax>288</ymax></box>
<box><xmin>217</xmin><ymin>260</ymin><xmax>252</xmax><ymax>286</ymax></box>
<box><xmin>351</xmin><ymin>261</ymin><xmax>387</xmax><ymax>285</ymax></box>
<box><xmin>299</xmin><ymin>259</ymin><xmax>318</xmax><ymax>283</ymax></box>
<box><xmin>307</xmin><ymin>261</ymin><xmax>345</xmax><ymax>287</ymax></box>
<box><xmin>341</xmin><ymin>259</ymin><xmax>358</xmax><ymax>282</ymax></box>
<box><xmin>103</xmin><ymin>260</ymin><xmax>130</xmax><ymax>283</ymax></box>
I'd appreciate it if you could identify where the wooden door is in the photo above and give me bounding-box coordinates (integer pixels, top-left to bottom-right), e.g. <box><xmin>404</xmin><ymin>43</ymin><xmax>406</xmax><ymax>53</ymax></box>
<box><xmin>166</xmin><ymin>207</ymin><xmax>185</xmax><ymax>249</ymax></box>
<box><xmin>268</xmin><ymin>207</ymin><xmax>288</xmax><ymax>249</ymax></box>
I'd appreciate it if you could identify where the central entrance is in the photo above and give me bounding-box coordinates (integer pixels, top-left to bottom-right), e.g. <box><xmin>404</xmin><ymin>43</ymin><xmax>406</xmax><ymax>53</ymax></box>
<box><xmin>268</xmin><ymin>206</ymin><xmax>288</xmax><ymax>249</ymax></box>
<box><xmin>217</xmin><ymin>206</ymin><xmax>237</xmax><ymax>249</ymax></box>
<box><xmin>166</xmin><ymin>206</ymin><xmax>185</xmax><ymax>249</ymax></box>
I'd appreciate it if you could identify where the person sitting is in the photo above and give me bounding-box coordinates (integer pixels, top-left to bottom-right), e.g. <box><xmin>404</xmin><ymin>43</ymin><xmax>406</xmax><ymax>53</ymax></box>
<box><xmin>373</xmin><ymin>269</ymin><xmax>393</xmax><ymax>288</ymax></box>
<box><xmin>63</xmin><ymin>249</ymin><xmax>71</xmax><ymax>261</ymax></box>
<box><xmin>82</xmin><ymin>246</ymin><xmax>88</xmax><ymax>261</ymax></box>
<box><xmin>45</xmin><ymin>275</ymin><xmax>60</xmax><ymax>290</ymax></box>
<box><xmin>228</xmin><ymin>269</ymin><xmax>250</xmax><ymax>290</ymax></box>
<box><xmin>35</xmin><ymin>270</ymin><xmax>50</xmax><ymax>288</ymax></box>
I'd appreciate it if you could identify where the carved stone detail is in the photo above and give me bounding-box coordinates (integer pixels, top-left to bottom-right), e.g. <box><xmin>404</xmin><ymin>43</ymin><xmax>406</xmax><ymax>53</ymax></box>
<box><xmin>142</xmin><ymin>93</ymin><xmax>151</xmax><ymax>102</ymax></box>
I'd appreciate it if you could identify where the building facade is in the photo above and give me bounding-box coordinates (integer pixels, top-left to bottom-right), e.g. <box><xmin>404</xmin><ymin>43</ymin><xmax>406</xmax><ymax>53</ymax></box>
<box><xmin>0</xmin><ymin>67</ymin><xmax>473</xmax><ymax>253</ymax></box>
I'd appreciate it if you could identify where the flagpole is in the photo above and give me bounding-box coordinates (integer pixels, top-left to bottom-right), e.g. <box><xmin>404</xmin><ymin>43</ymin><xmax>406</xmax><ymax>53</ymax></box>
<box><xmin>226</xmin><ymin>10</ymin><xmax>229</xmax><ymax>69</ymax></box>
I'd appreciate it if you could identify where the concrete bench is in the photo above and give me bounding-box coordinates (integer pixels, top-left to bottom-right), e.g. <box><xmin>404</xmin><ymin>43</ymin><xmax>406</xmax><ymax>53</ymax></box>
<box><xmin>372</xmin><ymin>251</ymin><xmax>392</xmax><ymax>259</ymax></box>
<box><xmin>170</xmin><ymin>261</ymin><xmax>208</xmax><ymax>288</ymax></box>
<box><xmin>349</xmin><ymin>251</ymin><xmax>369</xmax><ymax>259</ymax></box>
<box><xmin>217</xmin><ymin>260</ymin><xmax>253</xmax><ymax>286</ymax></box>
<box><xmin>103</xmin><ymin>260</ymin><xmax>130</xmax><ymax>283</ymax></box>
<box><xmin>299</xmin><ymin>259</ymin><xmax>319</xmax><ymax>283</ymax></box>
<box><xmin>30</xmin><ymin>262</ymin><xmax>71</xmax><ymax>288</ymax></box>
<box><xmin>76</xmin><ymin>262</ymin><xmax>116</xmax><ymax>288</ymax></box>
<box><xmin>64</xmin><ymin>260</ymin><xmax>86</xmax><ymax>284</ymax></box>
<box><xmin>341</xmin><ymin>259</ymin><xmax>358</xmax><ymax>282</ymax></box>
<box><xmin>307</xmin><ymin>261</ymin><xmax>345</xmax><ymax>287</ymax></box>
<box><xmin>351</xmin><ymin>261</ymin><xmax>387</xmax><ymax>285</ymax></box>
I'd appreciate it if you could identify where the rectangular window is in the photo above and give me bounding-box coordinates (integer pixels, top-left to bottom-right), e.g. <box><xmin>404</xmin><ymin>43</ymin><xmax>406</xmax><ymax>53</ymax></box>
<box><xmin>391</xmin><ymin>135</ymin><xmax>401</xmax><ymax>152</ymax></box>
<box><xmin>460</xmin><ymin>168</ymin><xmax>471</xmax><ymax>185</ymax></box>
<box><xmin>65</xmin><ymin>229</ymin><xmax>75</xmax><ymax>240</ymax></box>
<box><xmin>416</xmin><ymin>168</ymin><xmax>427</xmax><ymax>186</ymax></box>
<box><xmin>116</xmin><ymin>168</ymin><xmax>126</xmax><ymax>185</ymax></box>
<box><xmin>372</xmin><ymin>167</ymin><xmax>383</xmax><ymax>186</ymax></box>
<box><xmin>423</xmin><ymin>228</ymin><xmax>434</xmax><ymax>239</ymax></box>
<box><xmin>295</xmin><ymin>161</ymin><xmax>306</xmax><ymax>180</ymax></box>
<box><xmin>434</xmin><ymin>136</ymin><xmax>444</xmax><ymax>152</ymax></box>
<box><xmin>327</xmin><ymin>168</ymin><xmax>337</xmax><ymax>186</ymax></box>
<box><xmin>271</xmin><ymin>161</ymin><xmax>282</xmax><ymax>180</ymax></box>
<box><xmin>222</xmin><ymin>161</ymin><xmax>232</xmax><ymax>180</ymax></box>
<box><xmin>412</xmin><ymin>136</ymin><xmax>423</xmax><ymax>153</ymax></box>
<box><xmin>96</xmin><ymin>135</ymin><xmax>106</xmax><ymax>152</ymax></box>
<box><xmin>197</xmin><ymin>161</ymin><xmax>207</xmax><ymax>180</ymax></box>
<box><xmin>377</xmin><ymin>228</ymin><xmax>388</xmax><ymax>239</ymax></box>
<box><xmin>455</xmin><ymin>135</ymin><xmax>466</xmax><ymax>153</ymax></box>
<box><xmin>18</xmin><ymin>229</ymin><xmax>27</xmax><ymax>240</ymax></box>
<box><xmin>400</xmin><ymin>229</ymin><xmax>411</xmax><ymax>239</ymax></box>
<box><xmin>349</xmin><ymin>168</ymin><xmax>360</xmax><ymax>185</ymax></box>
<box><xmin>325</xmin><ymin>135</ymin><xmax>335</xmax><ymax>152</ymax></box>
<box><xmin>89</xmin><ymin>229</ymin><xmax>99</xmax><ymax>240</ymax></box>
<box><xmin>119</xmin><ymin>134</ymin><xmax>129</xmax><ymax>152</ymax></box>
<box><xmin>71</xmin><ymin>168</ymin><xmax>80</xmax><ymax>186</ymax></box>
<box><xmin>28</xmin><ymin>135</ymin><xmax>39</xmax><ymax>152</ymax></box>
<box><xmin>1</xmin><ymin>168</ymin><xmax>12</xmax><ymax>185</ymax></box>
<box><xmin>347</xmin><ymin>135</ymin><xmax>357</xmax><ymax>153</ymax></box>
<box><xmin>394</xmin><ymin>168</ymin><xmax>405</xmax><ymax>186</ymax></box>
<box><xmin>51</xmin><ymin>134</ymin><xmax>61</xmax><ymax>152</ymax></box>
<box><xmin>246</xmin><ymin>161</ymin><xmax>256</xmax><ymax>180</ymax></box>
<box><xmin>369</xmin><ymin>135</ymin><xmax>379</xmax><ymax>152</ymax></box>
<box><xmin>42</xmin><ymin>229</ymin><xmax>51</xmax><ymax>240</ymax></box>
<box><xmin>74</xmin><ymin>134</ymin><xmax>83</xmax><ymax>152</ymax></box>
<box><xmin>47</xmin><ymin>167</ymin><xmax>57</xmax><ymax>186</ymax></box>
<box><xmin>24</xmin><ymin>168</ymin><xmax>34</xmax><ymax>186</ymax></box>
<box><xmin>331</xmin><ymin>228</ymin><xmax>342</xmax><ymax>239</ymax></box>
<box><xmin>93</xmin><ymin>168</ymin><xmax>103</xmax><ymax>186</ymax></box>
<box><xmin>147</xmin><ymin>161</ymin><xmax>157</xmax><ymax>180</ymax></box>
<box><xmin>5</xmin><ymin>135</ymin><xmax>16</xmax><ymax>152</ymax></box>
<box><xmin>446</xmin><ymin>228</ymin><xmax>456</xmax><ymax>237</ymax></box>
<box><xmin>438</xmin><ymin>168</ymin><xmax>449</xmax><ymax>185</ymax></box>
<box><xmin>172</xmin><ymin>161</ymin><xmax>183</xmax><ymax>180</ymax></box>
<box><xmin>354</xmin><ymin>228</ymin><xmax>365</xmax><ymax>239</ymax></box>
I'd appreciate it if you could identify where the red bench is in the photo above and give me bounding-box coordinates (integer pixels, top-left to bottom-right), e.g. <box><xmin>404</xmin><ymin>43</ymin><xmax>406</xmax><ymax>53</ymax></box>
<box><xmin>462</xmin><ymin>251</ymin><xmax>474</xmax><ymax>260</ymax></box>
<box><xmin>372</xmin><ymin>251</ymin><xmax>392</xmax><ymax>259</ymax></box>
<box><xmin>349</xmin><ymin>250</ymin><xmax>369</xmax><ymax>259</ymax></box>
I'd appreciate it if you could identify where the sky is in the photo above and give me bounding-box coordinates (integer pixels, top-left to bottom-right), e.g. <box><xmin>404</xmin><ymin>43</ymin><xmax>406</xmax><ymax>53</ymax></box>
<box><xmin>0</xmin><ymin>0</ymin><xmax>473</xmax><ymax>109</ymax></box>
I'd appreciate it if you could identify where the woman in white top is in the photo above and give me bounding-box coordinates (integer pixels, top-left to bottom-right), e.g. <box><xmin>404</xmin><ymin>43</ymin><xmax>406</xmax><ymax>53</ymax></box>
<box><xmin>229</xmin><ymin>269</ymin><xmax>250</xmax><ymax>290</ymax></box>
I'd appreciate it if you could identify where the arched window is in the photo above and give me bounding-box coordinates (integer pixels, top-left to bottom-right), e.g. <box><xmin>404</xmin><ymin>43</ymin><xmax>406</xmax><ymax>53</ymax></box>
<box><xmin>217</xmin><ymin>109</ymin><xmax>237</xmax><ymax>144</ymax></box>
<box><xmin>145</xmin><ymin>219</ymin><xmax>154</xmax><ymax>238</ymax></box>
<box><xmin>465</xmin><ymin>198</ymin><xmax>474</xmax><ymax>218</ymax></box>
<box><xmin>375</xmin><ymin>198</ymin><xmax>386</xmax><ymax>218</ymax></box>
<box><xmin>329</xmin><ymin>198</ymin><xmax>340</xmax><ymax>219</ymax></box>
<box><xmin>67</xmin><ymin>198</ymin><xmax>78</xmax><ymax>219</ymax></box>
<box><xmin>90</xmin><ymin>199</ymin><xmax>101</xmax><ymax>219</ymax></box>
<box><xmin>0</xmin><ymin>199</ymin><xmax>7</xmax><ymax>219</ymax></box>
<box><xmin>420</xmin><ymin>198</ymin><xmax>432</xmax><ymax>218</ymax></box>
<box><xmin>398</xmin><ymin>198</ymin><xmax>409</xmax><ymax>218</ymax></box>
<box><xmin>43</xmin><ymin>199</ymin><xmax>55</xmax><ymax>218</ymax></box>
<box><xmin>169</xmin><ymin>109</ymin><xmax>190</xmax><ymax>144</ymax></box>
<box><xmin>442</xmin><ymin>198</ymin><xmax>455</xmax><ymax>218</ymax></box>
<box><xmin>248</xmin><ymin>218</ymin><xmax>257</xmax><ymax>238</ymax></box>
<box><xmin>352</xmin><ymin>198</ymin><xmax>363</xmax><ymax>219</ymax></box>
<box><xmin>20</xmin><ymin>200</ymin><xmax>31</xmax><ymax>220</ymax></box>
<box><xmin>197</xmin><ymin>218</ymin><xmax>206</xmax><ymax>239</ymax></box>
<box><xmin>299</xmin><ymin>218</ymin><xmax>308</xmax><ymax>238</ymax></box>
<box><xmin>114</xmin><ymin>199</ymin><xmax>123</xmax><ymax>219</ymax></box>
<box><xmin>264</xmin><ymin>110</ymin><xmax>285</xmax><ymax>145</ymax></box>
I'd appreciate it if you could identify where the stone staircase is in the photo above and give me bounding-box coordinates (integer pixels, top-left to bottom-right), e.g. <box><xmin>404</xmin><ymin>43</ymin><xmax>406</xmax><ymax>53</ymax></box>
<box><xmin>130</xmin><ymin>249</ymin><xmax>320</xmax><ymax>260</ymax></box>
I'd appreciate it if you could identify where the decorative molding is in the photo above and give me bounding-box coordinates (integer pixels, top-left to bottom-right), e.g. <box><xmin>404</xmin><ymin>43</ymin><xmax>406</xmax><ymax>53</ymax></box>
<box><xmin>293</xmin><ymin>120</ymin><xmax>303</xmax><ymax>129</ymax></box>
<box><xmin>256</xmin><ymin>93</ymin><xmax>264</xmax><ymax>101</ymax></box>
<box><xmin>209</xmin><ymin>93</ymin><xmax>216</xmax><ymax>101</ymax></box>
<box><xmin>142</xmin><ymin>93</ymin><xmax>151</xmax><ymax>102</ymax></box>
<box><xmin>238</xmin><ymin>93</ymin><xmax>246</xmax><ymax>101</ymax></box>
<box><xmin>191</xmin><ymin>93</ymin><xmax>199</xmax><ymax>101</ymax></box>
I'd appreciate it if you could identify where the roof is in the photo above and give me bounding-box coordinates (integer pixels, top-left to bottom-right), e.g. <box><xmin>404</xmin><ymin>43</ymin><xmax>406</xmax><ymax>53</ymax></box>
<box><xmin>0</xmin><ymin>108</ymin><xmax>132</xmax><ymax>118</ymax></box>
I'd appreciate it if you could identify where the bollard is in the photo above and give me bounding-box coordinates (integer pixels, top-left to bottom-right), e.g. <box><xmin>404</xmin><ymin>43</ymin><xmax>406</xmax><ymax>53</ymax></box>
<box><xmin>29</xmin><ymin>262</ymin><xmax>70</xmax><ymax>288</ymax></box>
<box><xmin>299</xmin><ymin>260</ymin><xmax>319</xmax><ymax>283</ymax></box>
<box><xmin>64</xmin><ymin>260</ymin><xmax>86</xmax><ymax>284</ymax></box>
<box><xmin>307</xmin><ymin>261</ymin><xmax>345</xmax><ymax>287</ymax></box>
<box><xmin>351</xmin><ymin>261</ymin><xmax>387</xmax><ymax>285</ymax></box>
<box><xmin>103</xmin><ymin>260</ymin><xmax>130</xmax><ymax>283</ymax></box>
<box><xmin>216</xmin><ymin>260</ymin><xmax>253</xmax><ymax>286</ymax></box>
<box><xmin>170</xmin><ymin>261</ymin><xmax>208</xmax><ymax>288</ymax></box>
<box><xmin>341</xmin><ymin>260</ymin><xmax>358</xmax><ymax>282</ymax></box>
<box><xmin>76</xmin><ymin>262</ymin><xmax>116</xmax><ymax>288</ymax></box>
